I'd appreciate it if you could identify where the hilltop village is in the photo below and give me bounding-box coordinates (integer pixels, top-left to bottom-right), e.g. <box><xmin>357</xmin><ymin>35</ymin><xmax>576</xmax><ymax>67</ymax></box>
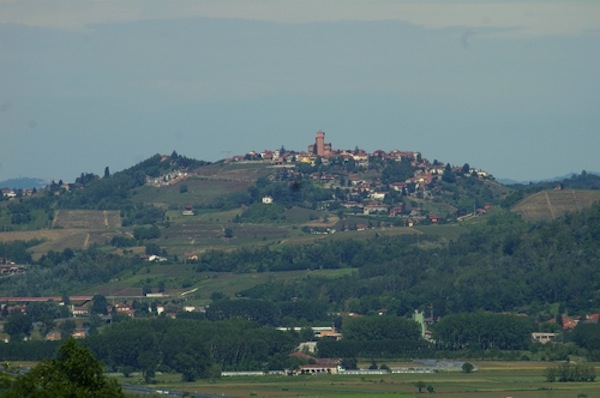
<box><xmin>233</xmin><ymin>130</ymin><xmax>490</xmax><ymax>179</ymax></box>
<box><xmin>223</xmin><ymin>131</ymin><xmax>495</xmax><ymax>224</ymax></box>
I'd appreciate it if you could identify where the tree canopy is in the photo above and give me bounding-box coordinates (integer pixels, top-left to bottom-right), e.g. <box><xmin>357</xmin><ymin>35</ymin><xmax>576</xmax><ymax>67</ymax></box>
<box><xmin>0</xmin><ymin>337</ymin><xmax>124</xmax><ymax>398</ymax></box>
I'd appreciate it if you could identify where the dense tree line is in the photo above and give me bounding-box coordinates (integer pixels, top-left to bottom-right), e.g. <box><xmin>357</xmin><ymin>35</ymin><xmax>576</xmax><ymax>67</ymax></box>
<box><xmin>544</xmin><ymin>362</ymin><xmax>596</xmax><ymax>382</ymax></box>
<box><xmin>432</xmin><ymin>312</ymin><xmax>534</xmax><ymax>350</ymax></box>
<box><xmin>317</xmin><ymin>316</ymin><xmax>430</xmax><ymax>359</ymax></box>
<box><xmin>85</xmin><ymin>318</ymin><xmax>299</xmax><ymax>380</ymax></box>
<box><xmin>0</xmin><ymin>341</ymin><xmax>61</xmax><ymax>361</ymax></box>
<box><xmin>234</xmin><ymin>205</ymin><xmax>600</xmax><ymax>317</ymax></box>
<box><xmin>0</xmin><ymin>240</ymin><xmax>38</xmax><ymax>264</ymax></box>
<box><xmin>568</xmin><ymin>323</ymin><xmax>600</xmax><ymax>360</ymax></box>
<box><xmin>0</xmin><ymin>247</ymin><xmax>142</xmax><ymax>296</ymax></box>
<box><xmin>205</xmin><ymin>298</ymin><xmax>329</xmax><ymax>326</ymax></box>
<box><xmin>197</xmin><ymin>234</ymin><xmax>430</xmax><ymax>273</ymax></box>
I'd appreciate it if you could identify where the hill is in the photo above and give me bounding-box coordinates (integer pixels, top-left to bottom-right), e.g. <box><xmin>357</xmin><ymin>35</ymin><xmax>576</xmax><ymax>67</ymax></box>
<box><xmin>511</xmin><ymin>189</ymin><xmax>600</xmax><ymax>222</ymax></box>
<box><xmin>1</xmin><ymin>150</ymin><xmax>600</xmax><ymax>375</ymax></box>
<box><xmin>1</xmin><ymin>151</ymin><xmax>599</xmax><ymax>259</ymax></box>
<box><xmin>0</xmin><ymin>177</ymin><xmax>47</xmax><ymax>190</ymax></box>
<box><xmin>0</xmin><ymin>149</ymin><xmax>599</xmax><ymax>316</ymax></box>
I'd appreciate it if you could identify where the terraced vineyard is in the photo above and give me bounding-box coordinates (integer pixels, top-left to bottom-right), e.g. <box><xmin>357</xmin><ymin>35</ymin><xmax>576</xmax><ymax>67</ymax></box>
<box><xmin>511</xmin><ymin>189</ymin><xmax>600</xmax><ymax>221</ymax></box>
<box><xmin>52</xmin><ymin>210</ymin><xmax>121</xmax><ymax>229</ymax></box>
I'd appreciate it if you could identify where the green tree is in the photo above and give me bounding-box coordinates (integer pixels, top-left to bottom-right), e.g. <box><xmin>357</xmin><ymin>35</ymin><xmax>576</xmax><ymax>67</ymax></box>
<box><xmin>91</xmin><ymin>295</ymin><xmax>108</xmax><ymax>315</ymax></box>
<box><xmin>415</xmin><ymin>380</ymin><xmax>426</xmax><ymax>392</ymax></box>
<box><xmin>299</xmin><ymin>327</ymin><xmax>315</xmax><ymax>342</ymax></box>
<box><xmin>442</xmin><ymin>163</ymin><xmax>456</xmax><ymax>183</ymax></box>
<box><xmin>462</xmin><ymin>362</ymin><xmax>474</xmax><ymax>373</ymax></box>
<box><xmin>171</xmin><ymin>348</ymin><xmax>211</xmax><ymax>382</ymax></box>
<box><xmin>0</xmin><ymin>337</ymin><xmax>124</xmax><ymax>397</ymax></box>
<box><xmin>3</xmin><ymin>312</ymin><xmax>32</xmax><ymax>341</ymax></box>
<box><xmin>340</xmin><ymin>357</ymin><xmax>357</xmax><ymax>370</ymax></box>
<box><xmin>59</xmin><ymin>319</ymin><xmax>77</xmax><ymax>340</ymax></box>
<box><xmin>137</xmin><ymin>350</ymin><xmax>159</xmax><ymax>383</ymax></box>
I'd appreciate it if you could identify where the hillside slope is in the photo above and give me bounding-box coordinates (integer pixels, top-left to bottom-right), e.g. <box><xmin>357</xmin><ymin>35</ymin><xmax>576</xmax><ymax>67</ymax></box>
<box><xmin>511</xmin><ymin>190</ymin><xmax>600</xmax><ymax>221</ymax></box>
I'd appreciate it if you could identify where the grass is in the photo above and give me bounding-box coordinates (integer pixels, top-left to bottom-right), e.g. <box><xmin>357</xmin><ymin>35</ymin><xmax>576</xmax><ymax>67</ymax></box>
<box><xmin>117</xmin><ymin>362</ymin><xmax>600</xmax><ymax>398</ymax></box>
<box><xmin>83</xmin><ymin>267</ymin><xmax>357</xmax><ymax>304</ymax></box>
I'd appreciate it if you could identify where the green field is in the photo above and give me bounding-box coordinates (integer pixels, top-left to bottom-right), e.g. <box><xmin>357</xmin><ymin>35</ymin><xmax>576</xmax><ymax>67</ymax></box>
<box><xmin>83</xmin><ymin>267</ymin><xmax>357</xmax><ymax>305</ymax></box>
<box><xmin>119</xmin><ymin>362</ymin><xmax>600</xmax><ymax>398</ymax></box>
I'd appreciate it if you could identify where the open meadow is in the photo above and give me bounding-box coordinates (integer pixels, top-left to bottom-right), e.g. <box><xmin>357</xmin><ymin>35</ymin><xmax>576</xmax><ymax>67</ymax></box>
<box><xmin>120</xmin><ymin>362</ymin><xmax>599</xmax><ymax>398</ymax></box>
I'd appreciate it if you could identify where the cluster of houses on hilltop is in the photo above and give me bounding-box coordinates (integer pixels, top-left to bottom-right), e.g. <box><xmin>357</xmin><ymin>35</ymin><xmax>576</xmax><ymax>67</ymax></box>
<box><xmin>146</xmin><ymin>170</ymin><xmax>189</xmax><ymax>187</ymax></box>
<box><xmin>228</xmin><ymin>130</ymin><xmax>490</xmax><ymax>177</ymax></box>
<box><xmin>227</xmin><ymin>131</ymin><xmax>423</xmax><ymax>167</ymax></box>
<box><xmin>228</xmin><ymin>131</ymin><xmax>492</xmax><ymax>221</ymax></box>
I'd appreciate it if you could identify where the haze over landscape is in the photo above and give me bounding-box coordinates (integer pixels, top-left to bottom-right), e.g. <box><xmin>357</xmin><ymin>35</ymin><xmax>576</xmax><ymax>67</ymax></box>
<box><xmin>1</xmin><ymin>0</ymin><xmax>599</xmax><ymax>183</ymax></box>
<box><xmin>2</xmin><ymin>4</ymin><xmax>600</xmax><ymax>394</ymax></box>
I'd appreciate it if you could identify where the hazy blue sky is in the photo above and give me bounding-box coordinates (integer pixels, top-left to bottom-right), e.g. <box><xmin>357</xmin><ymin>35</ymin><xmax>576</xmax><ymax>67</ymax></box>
<box><xmin>1</xmin><ymin>1</ymin><xmax>599</xmax><ymax>182</ymax></box>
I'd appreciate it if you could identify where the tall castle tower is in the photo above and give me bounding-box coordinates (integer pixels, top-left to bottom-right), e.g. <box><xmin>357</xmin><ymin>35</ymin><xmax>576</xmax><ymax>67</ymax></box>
<box><xmin>308</xmin><ymin>130</ymin><xmax>332</xmax><ymax>157</ymax></box>
<box><xmin>315</xmin><ymin>131</ymin><xmax>325</xmax><ymax>156</ymax></box>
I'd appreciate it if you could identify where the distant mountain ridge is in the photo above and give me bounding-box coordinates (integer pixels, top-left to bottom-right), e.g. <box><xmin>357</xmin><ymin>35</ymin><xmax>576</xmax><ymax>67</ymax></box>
<box><xmin>0</xmin><ymin>177</ymin><xmax>48</xmax><ymax>190</ymax></box>
<box><xmin>497</xmin><ymin>171</ymin><xmax>600</xmax><ymax>185</ymax></box>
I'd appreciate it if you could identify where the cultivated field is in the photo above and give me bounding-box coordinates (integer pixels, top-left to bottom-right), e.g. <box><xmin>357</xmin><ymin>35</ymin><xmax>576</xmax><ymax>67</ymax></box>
<box><xmin>133</xmin><ymin>162</ymin><xmax>277</xmax><ymax>208</ymax></box>
<box><xmin>0</xmin><ymin>228</ymin><xmax>117</xmax><ymax>258</ymax></box>
<box><xmin>0</xmin><ymin>210</ymin><xmax>122</xmax><ymax>257</ymax></box>
<box><xmin>53</xmin><ymin>210</ymin><xmax>121</xmax><ymax>229</ymax></box>
<box><xmin>83</xmin><ymin>268</ymin><xmax>356</xmax><ymax>306</ymax></box>
<box><xmin>511</xmin><ymin>190</ymin><xmax>600</xmax><ymax>222</ymax></box>
<box><xmin>118</xmin><ymin>362</ymin><xmax>600</xmax><ymax>398</ymax></box>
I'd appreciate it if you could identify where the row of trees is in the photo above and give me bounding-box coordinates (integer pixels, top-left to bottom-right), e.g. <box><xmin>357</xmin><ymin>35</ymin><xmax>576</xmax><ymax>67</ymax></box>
<box><xmin>317</xmin><ymin>316</ymin><xmax>430</xmax><ymax>359</ymax></box>
<box><xmin>0</xmin><ymin>247</ymin><xmax>141</xmax><ymax>296</ymax></box>
<box><xmin>0</xmin><ymin>240</ymin><xmax>38</xmax><ymax>264</ymax></box>
<box><xmin>544</xmin><ymin>363</ymin><xmax>596</xmax><ymax>382</ymax></box>
<box><xmin>432</xmin><ymin>312</ymin><xmax>534</xmax><ymax>350</ymax></box>
<box><xmin>84</xmin><ymin>318</ymin><xmax>299</xmax><ymax>381</ymax></box>
<box><xmin>206</xmin><ymin>298</ymin><xmax>328</xmax><ymax>326</ymax></box>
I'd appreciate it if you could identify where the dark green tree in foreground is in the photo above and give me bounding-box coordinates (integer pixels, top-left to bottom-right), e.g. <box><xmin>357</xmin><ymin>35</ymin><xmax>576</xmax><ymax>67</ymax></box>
<box><xmin>0</xmin><ymin>337</ymin><xmax>124</xmax><ymax>397</ymax></box>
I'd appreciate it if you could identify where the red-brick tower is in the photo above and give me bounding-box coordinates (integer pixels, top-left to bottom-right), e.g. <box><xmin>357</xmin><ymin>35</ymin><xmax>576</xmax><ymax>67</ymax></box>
<box><xmin>308</xmin><ymin>131</ymin><xmax>331</xmax><ymax>157</ymax></box>
<box><xmin>315</xmin><ymin>131</ymin><xmax>325</xmax><ymax>157</ymax></box>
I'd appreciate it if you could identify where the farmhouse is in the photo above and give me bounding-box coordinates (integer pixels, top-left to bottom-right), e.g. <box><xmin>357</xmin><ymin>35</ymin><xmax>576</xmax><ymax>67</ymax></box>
<box><xmin>1</xmin><ymin>189</ymin><xmax>16</xmax><ymax>199</ymax></box>
<box><xmin>363</xmin><ymin>203</ymin><xmax>389</xmax><ymax>215</ymax></box>
<box><xmin>289</xmin><ymin>352</ymin><xmax>341</xmax><ymax>375</ymax></box>
<box><xmin>531</xmin><ymin>332</ymin><xmax>557</xmax><ymax>344</ymax></box>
